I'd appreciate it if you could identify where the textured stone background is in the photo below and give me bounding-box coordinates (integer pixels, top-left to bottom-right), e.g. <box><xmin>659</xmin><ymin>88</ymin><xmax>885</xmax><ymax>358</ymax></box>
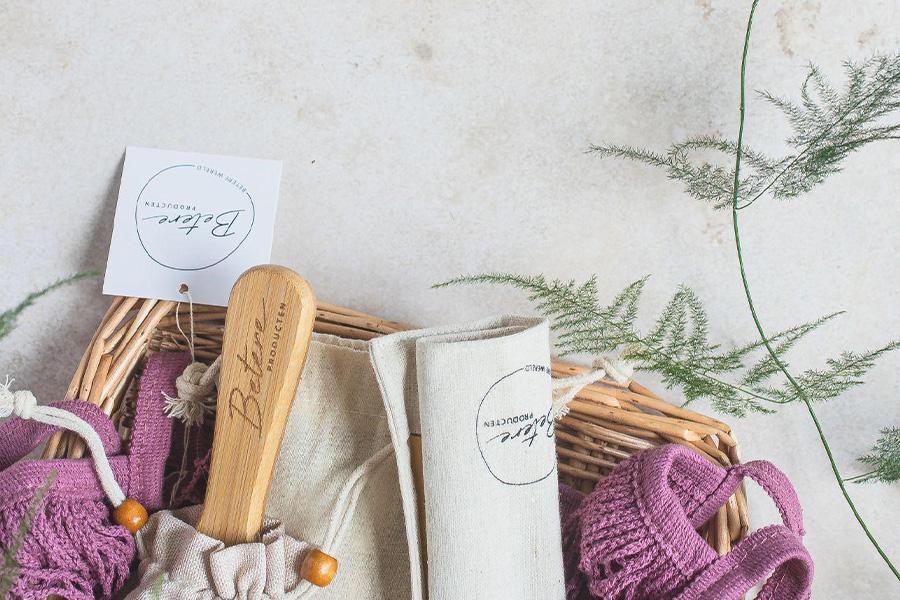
<box><xmin>2</xmin><ymin>1</ymin><xmax>898</xmax><ymax>595</ymax></box>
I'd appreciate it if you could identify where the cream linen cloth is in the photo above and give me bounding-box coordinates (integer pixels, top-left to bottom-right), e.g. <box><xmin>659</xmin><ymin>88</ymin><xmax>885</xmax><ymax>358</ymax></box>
<box><xmin>125</xmin><ymin>506</ymin><xmax>309</xmax><ymax>599</ymax></box>
<box><xmin>267</xmin><ymin>334</ymin><xmax>410</xmax><ymax>599</ymax></box>
<box><xmin>370</xmin><ymin>316</ymin><xmax>566</xmax><ymax>600</ymax></box>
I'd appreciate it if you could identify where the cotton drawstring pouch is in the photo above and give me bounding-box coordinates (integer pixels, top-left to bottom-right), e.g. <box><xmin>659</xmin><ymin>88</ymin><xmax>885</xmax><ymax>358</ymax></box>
<box><xmin>369</xmin><ymin>315</ymin><xmax>567</xmax><ymax>600</ymax></box>
<box><xmin>125</xmin><ymin>334</ymin><xmax>409</xmax><ymax>600</ymax></box>
<box><xmin>0</xmin><ymin>351</ymin><xmax>186</xmax><ymax>600</ymax></box>
<box><xmin>561</xmin><ymin>443</ymin><xmax>814</xmax><ymax>600</ymax></box>
<box><xmin>266</xmin><ymin>333</ymin><xmax>409</xmax><ymax>599</ymax></box>
<box><xmin>124</xmin><ymin>505</ymin><xmax>310</xmax><ymax>599</ymax></box>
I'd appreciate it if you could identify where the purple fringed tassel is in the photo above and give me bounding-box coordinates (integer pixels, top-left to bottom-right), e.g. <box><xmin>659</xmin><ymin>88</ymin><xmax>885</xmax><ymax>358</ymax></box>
<box><xmin>1</xmin><ymin>495</ymin><xmax>134</xmax><ymax>600</ymax></box>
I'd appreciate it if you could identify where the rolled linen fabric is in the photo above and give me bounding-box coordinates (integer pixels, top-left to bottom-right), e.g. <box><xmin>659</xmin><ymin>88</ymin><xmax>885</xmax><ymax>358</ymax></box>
<box><xmin>370</xmin><ymin>316</ymin><xmax>565</xmax><ymax>600</ymax></box>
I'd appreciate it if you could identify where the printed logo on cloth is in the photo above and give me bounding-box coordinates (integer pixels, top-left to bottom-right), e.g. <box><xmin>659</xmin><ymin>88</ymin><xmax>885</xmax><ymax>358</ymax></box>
<box><xmin>476</xmin><ymin>364</ymin><xmax>555</xmax><ymax>486</ymax></box>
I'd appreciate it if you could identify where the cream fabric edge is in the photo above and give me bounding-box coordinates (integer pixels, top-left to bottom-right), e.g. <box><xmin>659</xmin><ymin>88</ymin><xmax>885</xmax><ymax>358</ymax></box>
<box><xmin>368</xmin><ymin>315</ymin><xmax>546</xmax><ymax>600</ymax></box>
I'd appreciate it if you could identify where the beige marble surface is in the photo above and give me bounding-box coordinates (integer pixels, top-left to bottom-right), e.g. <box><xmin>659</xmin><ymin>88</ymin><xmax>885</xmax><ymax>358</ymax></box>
<box><xmin>1</xmin><ymin>1</ymin><xmax>899</xmax><ymax>596</ymax></box>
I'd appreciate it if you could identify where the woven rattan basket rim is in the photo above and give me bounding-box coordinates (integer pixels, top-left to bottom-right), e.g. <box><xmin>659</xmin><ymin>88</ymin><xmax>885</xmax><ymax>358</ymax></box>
<box><xmin>44</xmin><ymin>295</ymin><xmax>750</xmax><ymax>555</ymax></box>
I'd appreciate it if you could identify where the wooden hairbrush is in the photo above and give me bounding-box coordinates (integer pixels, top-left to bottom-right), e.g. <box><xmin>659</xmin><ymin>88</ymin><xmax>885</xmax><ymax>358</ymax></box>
<box><xmin>197</xmin><ymin>265</ymin><xmax>337</xmax><ymax>587</ymax></box>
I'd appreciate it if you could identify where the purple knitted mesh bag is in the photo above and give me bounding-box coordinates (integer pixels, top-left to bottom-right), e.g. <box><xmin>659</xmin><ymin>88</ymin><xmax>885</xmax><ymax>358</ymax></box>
<box><xmin>562</xmin><ymin>443</ymin><xmax>814</xmax><ymax>600</ymax></box>
<box><xmin>0</xmin><ymin>352</ymin><xmax>188</xmax><ymax>600</ymax></box>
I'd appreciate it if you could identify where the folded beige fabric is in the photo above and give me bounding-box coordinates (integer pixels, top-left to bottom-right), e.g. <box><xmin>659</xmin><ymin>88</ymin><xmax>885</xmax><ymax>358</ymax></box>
<box><xmin>125</xmin><ymin>505</ymin><xmax>308</xmax><ymax>599</ymax></box>
<box><xmin>370</xmin><ymin>316</ymin><xmax>565</xmax><ymax>600</ymax></box>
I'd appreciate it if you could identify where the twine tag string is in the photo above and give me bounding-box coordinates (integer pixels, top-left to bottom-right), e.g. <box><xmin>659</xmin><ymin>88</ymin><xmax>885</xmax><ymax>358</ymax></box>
<box><xmin>174</xmin><ymin>284</ymin><xmax>196</xmax><ymax>362</ymax></box>
<box><xmin>165</xmin><ymin>284</ymin><xmax>221</xmax><ymax>504</ymax></box>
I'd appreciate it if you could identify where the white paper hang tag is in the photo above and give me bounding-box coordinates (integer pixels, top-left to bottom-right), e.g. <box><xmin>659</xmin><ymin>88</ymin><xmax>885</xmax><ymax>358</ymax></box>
<box><xmin>103</xmin><ymin>146</ymin><xmax>281</xmax><ymax>306</ymax></box>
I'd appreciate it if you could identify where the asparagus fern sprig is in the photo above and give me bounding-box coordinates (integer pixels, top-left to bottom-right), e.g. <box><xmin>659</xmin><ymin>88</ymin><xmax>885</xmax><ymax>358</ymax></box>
<box><xmin>0</xmin><ymin>272</ymin><xmax>99</xmax><ymax>342</ymax></box>
<box><xmin>590</xmin><ymin>53</ymin><xmax>900</xmax><ymax>209</ymax></box>
<box><xmin>850</xmin><ymin>428</ymin><xmax>900</xmax><ymax>484</ymax></box>
<box><xmin>437</xmin><ymin>274</ymin><xmax>895</xmax><ymax>419</ymax></box>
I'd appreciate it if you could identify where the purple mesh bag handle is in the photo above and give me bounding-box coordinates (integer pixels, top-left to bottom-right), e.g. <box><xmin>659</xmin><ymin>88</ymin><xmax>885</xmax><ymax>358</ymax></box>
<box><xmin>0</xmin><ymin>351</ymin><xmax>189</xmax><ymax>510</ymax></box>
<box><xmin>676</xmin><ymin>459</ymin><xmax>813</xmax><ymax>599</ymax></box>
<box><xmin>689</xmin><ymin>460</ymin><xmax>805</xmax><ymax>537</ymax></box>
<box><xmin>676</xmin><ymin>524</ymin><xmax>813</xmax><ymax>600</ymax></box>
<box><xmin>125</xmin><ymin>351</ymin><xmax>191</xmax><ymax>509</ymax></box>
<box><xmin>575</xmin><ymin>444</ymin><xmax>813</xmax><ymax>600</ymax></box>
<box><xmin>0</xmin><ymin>401</ymin><xmax>121</xmax><ymax>471</ymax></box>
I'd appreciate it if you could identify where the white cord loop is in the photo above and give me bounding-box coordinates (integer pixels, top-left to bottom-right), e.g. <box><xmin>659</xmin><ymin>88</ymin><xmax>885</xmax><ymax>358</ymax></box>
<box><xmin>593</xmin><ymin>356</ymin><xmax>635</xmax><ymax>386</ymax></box>
<box><xmin>551</xmin><ymin>368</ymin><xmax>606</xmax><ymax>419</ymax></box>
<box><xmin>0</xmin><ymin>376</ymin><xmax>126</xmax><ymax>507</ymax></box>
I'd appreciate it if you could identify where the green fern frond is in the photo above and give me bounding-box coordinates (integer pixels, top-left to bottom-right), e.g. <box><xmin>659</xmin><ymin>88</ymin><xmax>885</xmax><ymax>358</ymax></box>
<box><xmin>770</xmin><ymin>342</ymin><xmax>900</xmax><ymax>403</ymax></box>
<box><xmin>0</xmin><ymin>271</ymin><xmax>99</xmax><ymax>341</ymax></box>
<box><xmin>436</xmin><ymin>275</ymin><xmax>890</xmax><ymax>418</ymax></box>
<box><xmin>854</xmin><ymin>427</ymin><xmax>900</xmax><ymax>484</ymax></box>
<box><xmin>739</xmin><ymin>312</ymin><xmax>844</xmax><ymax>386</ymax></box>
<box><xmin>591</xmin><ymin>52</ymin><xmax>900</xmax><ymax>209</ymax></box>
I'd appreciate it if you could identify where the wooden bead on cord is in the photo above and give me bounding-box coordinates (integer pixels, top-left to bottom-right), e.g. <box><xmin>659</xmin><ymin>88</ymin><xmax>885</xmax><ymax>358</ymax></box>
<box><xmin>300</xmin><ymin>548</ymin><xmax>339</xmax><ymax>587</ymax></box>
<box><xmin>113</xmin><ymin>498</ymin><xmax>149</xmax><ymax>534</ymax></box>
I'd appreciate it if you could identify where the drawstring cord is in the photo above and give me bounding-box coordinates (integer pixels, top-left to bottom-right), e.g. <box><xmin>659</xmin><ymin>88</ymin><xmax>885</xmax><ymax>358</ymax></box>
<box><xmin>296</xmin><ymin>441</ymin><xmax>394</xmax><ymax>598</ymax></box>
<box><xmin>319</xmin><ymin>443</ymin><xmax>394</xmax><ymax>553</ymax></box>
<box><xmin>0</xmin><ymin>376</ymin><xmax>126</xmax><ymax>508</ymax></box>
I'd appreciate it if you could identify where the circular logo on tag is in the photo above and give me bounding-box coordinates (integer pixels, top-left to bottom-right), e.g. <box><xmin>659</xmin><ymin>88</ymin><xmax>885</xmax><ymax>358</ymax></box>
<box><xmin>134</xmin><ymin>164</ymin><xmax>255</xmax><ymax>271</ymax></box>
<box><xmin>476</xmin><ymin>365</ymin><xmax>555</xmax><ymax>486</ymax></box>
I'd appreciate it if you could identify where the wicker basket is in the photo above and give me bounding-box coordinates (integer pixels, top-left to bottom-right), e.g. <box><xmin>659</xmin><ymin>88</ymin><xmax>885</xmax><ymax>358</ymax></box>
<box><xmin>41</xmin><ymin>296</ymin><xmax>749</xmax><ymax>556</ymax></box>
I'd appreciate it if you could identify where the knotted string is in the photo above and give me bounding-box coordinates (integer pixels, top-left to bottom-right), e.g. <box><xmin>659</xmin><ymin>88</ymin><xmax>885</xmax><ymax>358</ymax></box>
<box><xmin>0</xmin><ymin>376</ymin><xmax>126</xmax><ymax>508</ymax></box>
<box><xmin>593</xmin><ymin>356</ymin><xmax>634</xmax><ymax>386</ymax></box>
<box><xmin>163</xmin><ymin>356</ymin><xmax>221</xmax><ymax>427</ymax></box>
<box><xmin>165</xmin><ymin>286</ymin><xmax>221</xmax><ymax>427</ymax></box>
<box><xmin>551</xmin><ymin>355</ymin><xmax>636</xmax><ymax>419</ymax></box>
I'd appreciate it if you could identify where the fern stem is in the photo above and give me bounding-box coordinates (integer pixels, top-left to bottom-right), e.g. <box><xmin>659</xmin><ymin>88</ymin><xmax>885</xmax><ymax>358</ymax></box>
<box><xmin>843</xmin><ymin>470</ymin><xmax>878</xmax><ymax>483</ymax></box>
<box><xmin>731</xmin><ymin>0</ymin><xmax>899</xmax><ymax>580</ymax></box>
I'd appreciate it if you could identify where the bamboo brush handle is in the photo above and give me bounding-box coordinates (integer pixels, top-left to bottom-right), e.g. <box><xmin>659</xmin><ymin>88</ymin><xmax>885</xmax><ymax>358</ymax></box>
<box><xmin>197</xmin><ymin>265</ymin><xmax>316</xmax><ymax>545</ymax></box>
